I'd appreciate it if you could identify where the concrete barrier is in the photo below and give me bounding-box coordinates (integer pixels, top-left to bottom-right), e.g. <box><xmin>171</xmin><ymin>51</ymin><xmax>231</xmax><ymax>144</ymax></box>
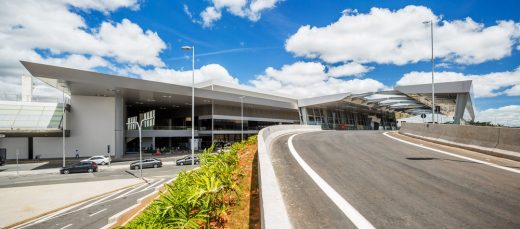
<box><xmin>497</xmin><ymin>128</ymin><xmax>520</xmax><ymax>153</ymax></box>
<box><xmin>257</xmin><ymin>125</ymin><xmax>321</xmax><ymax>229</ymax></box>
<box><xmin>399</xmin><ymin>123</ymin><xmax>520</xmax><ymax>161</ymax></box>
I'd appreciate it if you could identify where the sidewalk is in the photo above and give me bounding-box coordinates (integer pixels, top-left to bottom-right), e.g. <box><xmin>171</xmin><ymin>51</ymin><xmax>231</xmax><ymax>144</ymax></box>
<box><xmin>0</xmin><ymin>178</ymin><xmax>143</xmax><ymax>228</ymax></box>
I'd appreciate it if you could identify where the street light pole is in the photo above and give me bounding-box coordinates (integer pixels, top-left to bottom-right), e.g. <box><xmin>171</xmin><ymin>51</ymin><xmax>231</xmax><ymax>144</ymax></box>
<box><xmin>423</xmin><ymin>20</ymin><xmax>435</xmax><ymax>123</ymax></box>
<box><xmin>127</xmin><ymin>117</ymin><xmax>152</xmax><ymax>179</ymax></box>
<box><xmin>239</xmin><ymin>96</ymin><xmax>246</xmax><ymax>141</ymax></box>
<box><xmin>182</xmin><ymin>45</ymin><xmax>195</xmax><ymax>167</ymax></box>
<box><xmin>62</xmin><ymin>85</ymin><xmax>66</xmax><ymax>167</ymax></box>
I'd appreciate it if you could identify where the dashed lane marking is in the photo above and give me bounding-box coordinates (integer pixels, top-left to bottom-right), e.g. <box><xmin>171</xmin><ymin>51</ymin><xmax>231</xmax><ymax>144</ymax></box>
<box><xmin>88</xmin><ymin>208</ymin><xmax>107</xmax><ymax>217</ymax></box>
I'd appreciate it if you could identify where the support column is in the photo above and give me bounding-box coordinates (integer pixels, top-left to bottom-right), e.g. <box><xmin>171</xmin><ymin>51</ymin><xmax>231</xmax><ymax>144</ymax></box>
<box><xmin>28</xmin><ymin>137</ymin><xmax>33</xmax><ymax>160</ymax></box>
<box><xmin>114</xmin><ymin>94</ymin><xmax>125</xmax><ymax>159</ymax></box>
<box><xmin>152</xmin><ymin>136</ymin><xmax>156</xmax><ymax>150</ymax></box>
<box><xmin>454</xmin><ymin>93</ymin><xmax>468</xmax><ymax>124</ymax></box>
<box><xmin>300</xmin><ymin>107</ymin><xmax>309</xmax><ymax>125</ymax></box>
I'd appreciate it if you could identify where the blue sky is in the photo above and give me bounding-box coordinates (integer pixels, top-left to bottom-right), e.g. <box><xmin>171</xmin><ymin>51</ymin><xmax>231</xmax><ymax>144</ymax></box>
<box><xmin>0</xmin><ymin>0</ymin><xmax>519</xmax><ymax>125</ymax></box>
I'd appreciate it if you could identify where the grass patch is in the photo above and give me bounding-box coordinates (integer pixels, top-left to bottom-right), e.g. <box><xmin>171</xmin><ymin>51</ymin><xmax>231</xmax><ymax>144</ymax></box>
<box><xmin>123</xmin><ymin>135</ymin><xmax>260</xmax><ymax>229</ymax></box>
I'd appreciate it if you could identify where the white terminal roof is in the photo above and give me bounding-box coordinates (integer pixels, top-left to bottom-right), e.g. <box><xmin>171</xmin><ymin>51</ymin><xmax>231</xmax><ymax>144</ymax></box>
<box><xmin>20</xmin><ymin>61</ymin><xmax>474</xmax><ymax>120</ymax></box>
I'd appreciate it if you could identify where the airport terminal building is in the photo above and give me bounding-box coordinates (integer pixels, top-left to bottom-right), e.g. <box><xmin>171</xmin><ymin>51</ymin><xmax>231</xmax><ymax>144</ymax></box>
<box><xmin>0</xmin><ymin>61</ymin><xmax>475</xmax><ymax>159</ymax></box>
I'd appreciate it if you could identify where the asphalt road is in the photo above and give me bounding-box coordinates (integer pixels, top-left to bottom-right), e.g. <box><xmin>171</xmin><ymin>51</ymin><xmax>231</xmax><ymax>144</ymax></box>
<box><xmin>270</xmin><ymin>131</ymin><xmax>520</xmax><ymax>228</ymax></box>
<box><xmin>16</xmin><ymin>177</ymin><xmax>171</xmax><ymax>229</ymax></box>
<box><xmin>0</xmin><ymin>156</ymin><xmax>188</xmax><ymax>188</ymax></box>
<box><xmin>10</xmin><ymin>163</ymin><xmax>196</xmax><ymax>229</ymax></box>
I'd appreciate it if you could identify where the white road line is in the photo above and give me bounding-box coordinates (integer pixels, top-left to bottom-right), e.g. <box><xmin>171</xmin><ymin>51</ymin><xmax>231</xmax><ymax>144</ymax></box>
<box><xmin>78</xmin><ymin>188</ymin><xmax>128</xmax><ymax>210</ymax></box>
<box><xmin>288</xmin><ymin>134</ymin><xmax>376</xmax><ymax>229</ymax></box>
<box><xmin>383</xmin><ymin>132</ymin><xmax>520</xmax><ymax>174</ymax></box>
<box><xmin>142</xmin><ymin>178</ymin><xmax>165</xmax><ymax>192</ymax></box>
<box><xmin>59</xmin><ymin>223</ymin><xmax>73</xmax><ymax>229</ymax></box>
<box><xmin>116</xmin><ymin>182</ymin><xmax>149</xmax><ymax>198</ymax></box>
<box><xmin>88</xmin><ymin>208</ymin><xmax>107</xmax><ymax>217</ymax></box>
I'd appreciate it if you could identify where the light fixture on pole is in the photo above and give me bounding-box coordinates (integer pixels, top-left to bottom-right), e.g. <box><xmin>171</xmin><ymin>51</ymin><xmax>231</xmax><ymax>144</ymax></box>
<box><xmin>423</xmin><ymin>20</ymin><xmax>435</xmax><ymax>124</ymax></box>
<box><xmin>239</xmin><ymin>96</ymin><xmax>246</xmax><ymax>141</ymax></box>
<box><xmin>181</xmin><ymin>45</ymin><xmax>196</xmax><ymax>167</ymax></box>
<box><xmin>126</xmin><ymin>117</ymin><xmax>153</xmax><ymax>179</ymax></box>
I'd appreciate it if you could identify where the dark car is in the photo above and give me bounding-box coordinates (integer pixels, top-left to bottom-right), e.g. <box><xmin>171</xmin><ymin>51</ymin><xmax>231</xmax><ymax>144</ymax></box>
<box><xmin>130</xmin><ymin>158</ymin><xmax>162</xmax><ymax>170</ymax></box>
<box><xmin>60</xmin><ymin>161</ymin><xmax>98</xmax><ymax>174</ymax></box>
<box><xmin>176</xmin><ymin>155</ymin><xmax>199</xmax><ymax>166</ymax></box>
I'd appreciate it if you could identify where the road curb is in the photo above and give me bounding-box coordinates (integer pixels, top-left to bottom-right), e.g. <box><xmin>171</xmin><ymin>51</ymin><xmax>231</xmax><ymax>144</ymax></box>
<box><xmin>8</xmin><ymin>179</ymin><xmax>144</xmax><ymax>229</ymax></box>
<box><xmin>257</xmin><ymin>125</ymin><xmax>321</xmax><ymax>229</ymax></box>
<box><xmin>397</xmin><ymin>131</ymin><xmax>520</xmax><ymax>162</ymax></box>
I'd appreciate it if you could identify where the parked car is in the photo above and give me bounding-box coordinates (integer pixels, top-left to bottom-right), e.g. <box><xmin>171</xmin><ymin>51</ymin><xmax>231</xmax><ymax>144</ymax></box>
<box><xmin>130</xmin><ymin>158</ymin><xmax>162</xmax><ymax>170</ymax></box>
<box><xmin>60</xmin><ymin>161</ymin><xmax>97</xmax><ymax>174</ymax></box>
<box><xmin>81</xmin><ymin>156</ymin><xmax>110</xmax><ymax>165</ymax></box>
<box><xmin>176</xmin><ymin>155</ymin><xmax>199</xmax><ymax>166</ymax></box>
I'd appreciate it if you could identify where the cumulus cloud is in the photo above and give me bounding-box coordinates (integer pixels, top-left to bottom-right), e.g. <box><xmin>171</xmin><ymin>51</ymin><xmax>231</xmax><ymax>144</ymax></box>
<box><xmin>396</xmin><ymin>67</ymin><xmax>520</xmax><ymax>98</ymax></box>
<box><xmin>127</xmin><ymin>64</ymin><xmax>240</xmax><ymax>86</ymax></box>
<box><xmin>200</xmin><ymin>0</ymin><xmax>281</xmax><ymax>27</ymax></box>
<box><xmin>0</xmin><ymin>0</ymin><xmax>166</xmax><ymax>100</ymax></box>
<box><xmin>250</xmin><ymin>62</ymin><xmax>386</xmax><ymax>98</ymax></box>
<box><xmin>285</xmin><ymin>5</ymin><xmax>520</xmax><ymax>65</ymax></box>
<box><xmin>328</xmin><ymin>62</ymin><xmax>373</xmax><ymax>77</ymax></box>
<box><xmin>477</xmin><ymin>105</ymin><xmax>520</xmax><ymax>127</ymax></box>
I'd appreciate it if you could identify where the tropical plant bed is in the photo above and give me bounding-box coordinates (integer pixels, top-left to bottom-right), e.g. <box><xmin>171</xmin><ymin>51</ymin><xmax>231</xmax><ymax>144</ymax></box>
<box><xmin>122</xmin><ymin>135</ymin><xmax>260</xmax><ymax>229</ymax></box>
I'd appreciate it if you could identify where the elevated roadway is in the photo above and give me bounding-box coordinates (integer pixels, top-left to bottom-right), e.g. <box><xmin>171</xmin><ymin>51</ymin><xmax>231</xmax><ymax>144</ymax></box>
<box><xmin>270</xmin><ymin>131</ymin><xmax>520</xmax><ymax>228</ymax></box>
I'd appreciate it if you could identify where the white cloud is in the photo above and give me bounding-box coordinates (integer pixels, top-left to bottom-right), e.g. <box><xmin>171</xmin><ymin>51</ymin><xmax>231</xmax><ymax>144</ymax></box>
<box><xmin>199</xmin><ymin>0</ymin><xmax>281</xmax><ymax>27</ymax></box>
<box><xmin>64</xmin><ymin>0</ymin><xmax>140</xmax><ymax>12</ymax></box>
<box><xmin>504</xmin><ymin>85</ymin><xmax>520</xmax><ymax>96</ymax></box>
<box><xmin>0</xmin><ymin>0</ymin><xmax>165</xmax><ymax>99</ymax></box>
<box><xmin>250</xmin><ymin>62</ymin><xmax>386</xmax><ymax>98</ymax></box>
<box><xmin>396</xmin><ymin>67</ymin><xmax>520</xmax><ymax>98</ymax></box>
<box><xmin>477</xmin><ymin>105</ymin><xmax>520</xmax><ymax>127</ymax></box>
<box><xmin>127</xmin><ymin>64</ymin><xmax>240</xmax><ymax>86</ymax></box>
<box><xmin>285</xmin><ymin>5</ymin><xmax>520</xmax><ymax>65</ymax></box>
<box><xmin>97</xmin><ymin>19</ymin><xmax>166</xmax><ymax>67</ymax></box>
<box><xmin>201</xmin><ymin>7</ymin><xmax>222</xmax><ymax>27</ymax></box>
<box><xmin>328</xmin><ymin>62</ymin><xmax>373</xmax><ymax>77</ymax></box>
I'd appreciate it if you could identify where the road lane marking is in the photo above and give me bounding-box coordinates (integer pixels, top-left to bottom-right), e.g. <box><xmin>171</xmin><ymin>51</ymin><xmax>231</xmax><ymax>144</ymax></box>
<box><xmin>288</xmin><ymin>134</ymin><xmax>376</xmax><ymax>229</ymax></box>
<box><xmin>79</xmin><ymin>188</ymin><xmax>128</xmax><ymax>210</ymax></box>
<box><xmin>89</xmin><ymin>208</ymin><xmax>107</xmax><ymax>217</ymax></box>
<box><xmin>142</xmin><ymin>178</ymin><xmax>165</xmax><ymax>192</ymax></box>
<box><xmin>117</xmin><ymin>182</ymin><xmax>149</xmax><ymax>198</ymax></box>
<box><xmin>59</xmin><ymin>223</ymin><xmax>73</xmax><ymax>229</ymax></box>
<box><xmin>383</xmin><ymin>132</ymin><xmax>520</xmax><ymax>174</ymax></box>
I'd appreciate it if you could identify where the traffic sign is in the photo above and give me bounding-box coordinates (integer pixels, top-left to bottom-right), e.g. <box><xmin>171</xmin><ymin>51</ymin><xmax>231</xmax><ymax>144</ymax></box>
<box><xmin>421</xmin><ymin>113</ymin><xmax>426</xmax><ymax>119</ymax></box>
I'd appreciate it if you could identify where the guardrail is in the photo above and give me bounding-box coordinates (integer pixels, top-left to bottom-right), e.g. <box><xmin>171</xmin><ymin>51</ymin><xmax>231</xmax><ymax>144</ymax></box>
<box><xmin>399</xmin><ymin>123</ymin><xmax>520</xmax><ymax>161</ymax></box>
<box><xmin>257</xmin><ymin>124</ymin><xmax>321</xmax><ymax>229</ymax></box>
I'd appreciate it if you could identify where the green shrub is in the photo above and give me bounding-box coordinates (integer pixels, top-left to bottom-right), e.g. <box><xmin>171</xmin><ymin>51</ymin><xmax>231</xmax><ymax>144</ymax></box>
<box><xmin>124</xmin><ymin>136</ymin><xmax>257</xmax><ymax>229</ymax></box>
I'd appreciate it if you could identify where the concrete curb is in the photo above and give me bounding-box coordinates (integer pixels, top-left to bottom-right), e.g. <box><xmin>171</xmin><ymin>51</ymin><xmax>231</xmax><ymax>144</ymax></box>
<box><xmin>257</xmin><ymin>125</ymin><xmax>321</xmax><ymax>229</ymax></box>
<box><xmin>9</xmin><ymin>180</ymin><xmax>144</xmax><ymax>229</ymax></box>
<box><xmin>398</xmin><ymin>132</ymin><xmax>520</xmax><ymax>162</ymax></box>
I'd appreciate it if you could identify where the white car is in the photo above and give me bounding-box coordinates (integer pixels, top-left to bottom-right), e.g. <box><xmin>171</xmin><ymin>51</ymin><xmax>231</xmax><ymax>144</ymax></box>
<box><xmin>81</xmin><ymin>156</ymin><xmax>110</xmax><ymax>165</ymax></box>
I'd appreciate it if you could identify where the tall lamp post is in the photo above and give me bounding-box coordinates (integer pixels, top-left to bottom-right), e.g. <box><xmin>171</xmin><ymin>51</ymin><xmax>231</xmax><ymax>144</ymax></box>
<box><xmin>239</xmin><ymin>96</ymin><xmax>246</xmax><ymax>141</ymax></box>
<box><xmin>61</xmin><ymin>84</ymin><xmax>66</xmax><ymax>167</ymax></box>
<box><xmin>181</xmin><ymin>45</ymin><xmax>195</xmax><ymax>167</ymax></box>
<box><xmin>126</xmin><ymin>117</ymin><xmax>153</xmax><ymax>179</ymax></box>
<box><xmin>423</xmin><ymin>20</ymin><xmax>435</xmax><ymax>123</ymax></box>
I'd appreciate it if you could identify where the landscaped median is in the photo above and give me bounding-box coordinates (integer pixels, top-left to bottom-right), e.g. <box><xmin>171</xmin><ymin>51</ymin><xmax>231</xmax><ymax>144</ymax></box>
<box><xmin>119</xmin><ymin>135</ymin><xmax>260</xmax><ymax>229</ymax></box>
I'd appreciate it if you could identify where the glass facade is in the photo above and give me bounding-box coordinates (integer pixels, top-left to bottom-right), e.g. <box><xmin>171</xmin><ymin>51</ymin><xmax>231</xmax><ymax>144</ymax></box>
<box><xmin>304</xmin><ymin>105</ymin><xmax>396</xmax><ymax>130</ymax></box>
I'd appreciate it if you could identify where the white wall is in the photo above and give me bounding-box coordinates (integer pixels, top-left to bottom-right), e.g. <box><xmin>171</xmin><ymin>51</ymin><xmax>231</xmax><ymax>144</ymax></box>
<box><xmin>0</xmin><ymin>138</ymin><xmax>28</xmax><ymax>159</ymax></box>
<box><xmin>67</xmin><ymin>95</ymin><xmax>115</xmax><ymax>158</ymax></box>
<box><xmin>31</xmin><ymin>96</ymin><xmax>115</xmax><ymax>158</ymax></box>
<box><xmin>33</xmin><ymin>137</ymin><xmax>62</xmax><ymax>158</ymax></box>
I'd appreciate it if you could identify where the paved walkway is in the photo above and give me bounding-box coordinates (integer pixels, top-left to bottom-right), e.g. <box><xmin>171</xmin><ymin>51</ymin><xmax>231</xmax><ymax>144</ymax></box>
<box><xmin>0</xmin><ymin>178</ymin><xmax>143</xmax><ymax>228</ymax></box>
